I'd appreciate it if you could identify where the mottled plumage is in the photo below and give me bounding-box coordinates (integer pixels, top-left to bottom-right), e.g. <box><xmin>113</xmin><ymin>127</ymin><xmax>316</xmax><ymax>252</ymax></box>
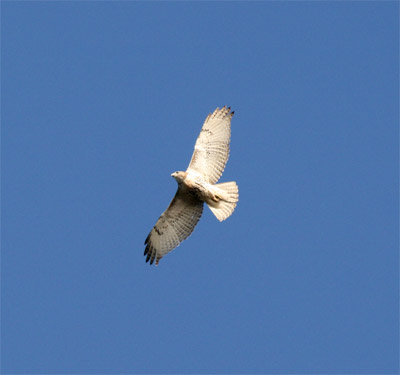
<box><xmin>144</xmin><ymin>107</ymin><xmax>239</xmax><ymax>265</ymax></box>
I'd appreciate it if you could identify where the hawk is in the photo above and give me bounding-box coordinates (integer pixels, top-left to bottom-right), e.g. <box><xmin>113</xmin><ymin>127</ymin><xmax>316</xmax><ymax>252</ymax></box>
<box><xmin>144</xmin><ymin>106</ymin><xmax>239</xmax><ymax>265</ymax></box>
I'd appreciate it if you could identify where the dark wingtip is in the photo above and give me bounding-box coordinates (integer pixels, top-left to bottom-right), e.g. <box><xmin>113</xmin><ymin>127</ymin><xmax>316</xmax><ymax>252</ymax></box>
<box><xmin>151</xmin><ymin>249</ymin><xmax>157</xmax><ymax>264</ymax></box>
<box><xmin>146</xmin><ymin>252</ymin><xmax>151</xmax><ymax>263</ymax></box>
<box><xmin>144</xmin><ymin>242</ymin><xmax>157</xmax><ymax>265</ymax></box>
<box><xmin>225</xmin><ymin>106</ymin><xmax>234</xmax><ymax>116</ymax></box>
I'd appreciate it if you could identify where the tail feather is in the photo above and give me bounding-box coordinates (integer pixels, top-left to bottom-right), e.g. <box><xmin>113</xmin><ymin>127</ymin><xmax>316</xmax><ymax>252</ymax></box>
<box><xmin>208</xmin><ymin>181</ymin><xmax>239</xmax><ymax>222</ymax></box>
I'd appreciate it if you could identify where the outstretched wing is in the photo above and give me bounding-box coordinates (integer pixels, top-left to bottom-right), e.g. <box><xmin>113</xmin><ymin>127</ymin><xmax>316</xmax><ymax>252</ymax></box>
<box><xmin>144</xmin><ymin>187</ymin><xmax>204</xmax><ymax>265</ymax></box>
<box><xmin>187</xmin><ymin>106</ymin><xmax>234</xmax><ymax>184</ymax></box>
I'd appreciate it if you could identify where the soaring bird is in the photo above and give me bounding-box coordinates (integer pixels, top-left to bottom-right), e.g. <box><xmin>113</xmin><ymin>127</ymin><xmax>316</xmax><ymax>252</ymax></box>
<box><xmin>144</xmin><ymin>106</ymin><xmax>239</xmax><ymax>265</ymax></box>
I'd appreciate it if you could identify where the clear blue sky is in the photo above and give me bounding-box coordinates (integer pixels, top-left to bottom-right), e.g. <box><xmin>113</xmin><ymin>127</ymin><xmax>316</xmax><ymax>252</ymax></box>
<box><xmin>2</xmin><ymin>2</ymin><xmax>398</xmax><ymax>374</ymax></box>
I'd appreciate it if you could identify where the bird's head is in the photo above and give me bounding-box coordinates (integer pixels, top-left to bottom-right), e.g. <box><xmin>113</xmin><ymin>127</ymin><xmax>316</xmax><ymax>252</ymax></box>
<box><xmin>171</xmin><ymin>171</ymin><xmax>186</xmax><ymax>183</ymax></box>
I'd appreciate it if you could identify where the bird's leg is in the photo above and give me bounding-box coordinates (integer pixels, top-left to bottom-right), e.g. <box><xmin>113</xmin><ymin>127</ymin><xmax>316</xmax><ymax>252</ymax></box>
<box><xmin>211</xmin><ymin>192</ymin><xmax>221</xmax><ymax>202</ymax></box>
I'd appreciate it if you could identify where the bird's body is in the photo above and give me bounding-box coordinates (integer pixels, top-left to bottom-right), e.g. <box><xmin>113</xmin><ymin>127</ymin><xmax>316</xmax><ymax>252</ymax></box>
<box><xmin>171</xmin><ymin>171</ymin><xmax>233</xmax><ymax>209</ymax></box>
<box><xmin>144</xmin><ymin>106</ymin><xmax>239</xmax><ymax>265</ymax></box>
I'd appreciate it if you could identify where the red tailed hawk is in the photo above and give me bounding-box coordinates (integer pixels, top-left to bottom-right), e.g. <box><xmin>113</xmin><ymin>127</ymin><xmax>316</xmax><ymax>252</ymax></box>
<box><xmin>144</xmin><ymin>106</ymin><xmax>239</xmax><ymax>265</ymax></box>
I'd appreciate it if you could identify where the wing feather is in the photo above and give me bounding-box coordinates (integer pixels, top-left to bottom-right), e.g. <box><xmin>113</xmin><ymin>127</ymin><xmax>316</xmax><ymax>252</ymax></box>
<box><xmin>144</xmin><ymin>187</ymin><xmax>204</xmax><ymax>265</ymax></box>
<box><xmin>187</xmin><ymin>106</ymin><xmax>234</xmax><ymax>184</ymax></box>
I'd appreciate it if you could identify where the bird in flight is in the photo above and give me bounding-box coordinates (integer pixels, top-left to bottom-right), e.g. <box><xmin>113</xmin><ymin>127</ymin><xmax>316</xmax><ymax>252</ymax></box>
<box><xmin>144</xmin><ymin>106</ymin><xmax>239</xmax><ymax>265</ymax></box>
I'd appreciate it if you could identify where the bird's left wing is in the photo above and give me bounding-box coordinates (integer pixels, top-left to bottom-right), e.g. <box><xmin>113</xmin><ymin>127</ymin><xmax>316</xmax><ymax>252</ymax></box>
<box><xmin>144</xmin><ymin>187</ymin><xmax>204</xmax><ymax>265</ymax></box>
<box><xmin>187</xmin><ymin>106</ymin><xmax>234</xmax><ymax>184</ymax></box>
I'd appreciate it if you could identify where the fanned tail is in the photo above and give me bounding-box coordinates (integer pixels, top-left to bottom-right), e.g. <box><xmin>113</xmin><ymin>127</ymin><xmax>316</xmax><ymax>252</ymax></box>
<box><xmin>207</xmin><ymin>181</ymin><xmax>239</xmax><ymax>222</ymax></box>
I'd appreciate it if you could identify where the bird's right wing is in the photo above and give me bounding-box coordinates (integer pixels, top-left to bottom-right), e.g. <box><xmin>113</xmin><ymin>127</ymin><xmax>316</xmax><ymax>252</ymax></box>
<box><xmin>187</xmin><ymin>106</ymin><xmax>234</xmax><ymax>184</ymax></box>
<box><xmin>144</xmin><ymin>187</ymin><xmax>204</xmax><ymax>265</ymax></box>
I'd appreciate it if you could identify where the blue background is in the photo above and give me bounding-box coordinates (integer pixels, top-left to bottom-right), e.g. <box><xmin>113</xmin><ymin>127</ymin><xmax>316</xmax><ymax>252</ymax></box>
<box><xmin>2</xmin><ymin>2</ymin><xmax>398</xmax><ymax>374</ymax></box>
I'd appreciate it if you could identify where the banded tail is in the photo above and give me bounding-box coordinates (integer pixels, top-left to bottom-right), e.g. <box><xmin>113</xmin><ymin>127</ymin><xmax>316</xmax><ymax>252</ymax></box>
<box><xmin>207</xmin><ymin>181</ymin><xmax>239</xmax><ymax>222</ymax></box>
